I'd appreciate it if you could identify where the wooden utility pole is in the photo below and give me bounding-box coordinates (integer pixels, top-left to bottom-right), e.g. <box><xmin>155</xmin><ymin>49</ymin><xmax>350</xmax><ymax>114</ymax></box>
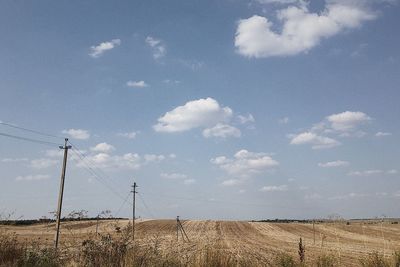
<box><xmin>313</xmin><ymin>220</ymin><xmax>316</xmax><ymax>245</ymax></box>
<box><xmin>131</xmin><ymin>182</ymin><xmax>138</xmax><ymax>241</ymax></box>
<box><xmin>54</xmin><ymin>138</ymin><xmax>71</xmax><ymax>249</ymax></box>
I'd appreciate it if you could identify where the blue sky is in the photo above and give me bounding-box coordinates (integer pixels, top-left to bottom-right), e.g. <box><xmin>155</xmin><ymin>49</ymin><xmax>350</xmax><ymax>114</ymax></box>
<box><xmin>0</xmin><ymin>0</ymin><xmax>399</xmax><ymax>220</ymax></box>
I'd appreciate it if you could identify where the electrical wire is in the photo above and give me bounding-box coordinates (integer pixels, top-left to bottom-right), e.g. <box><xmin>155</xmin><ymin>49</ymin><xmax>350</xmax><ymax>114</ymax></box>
<box><xmin>0</xmin><ymin>121</ymin><xmax>63</xmax><ymax>139</ymax></box>
<box><xmin>69</xmin><ymin>148</ymin><xmax>128</xmax><ymax>202</ymax></box>
<box><xmin>0</xmin><ymin>132</ymin><xmax>61</xmax><ymax>147</ymax></box>
<box><xmin>137</xmin><ymin>193</ymin><xmax>156</xmax><ymax>219</ymax></box>
<box><xmin>114</xmin><ymin>192</ymin><xmax>132</xmax><ymax>218</ymax></box>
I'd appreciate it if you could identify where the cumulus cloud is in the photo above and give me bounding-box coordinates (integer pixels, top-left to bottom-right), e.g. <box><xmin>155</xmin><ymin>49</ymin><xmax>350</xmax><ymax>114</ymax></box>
<box><xmin>89</xmin><ymin>39</ymin><xmax>121</xmax><ymax>58</ymax></box>
<box><xmin>16</xmin><ymin>174</ymin><xmax>50</xmax><ymax>181</ymax></box>
<box><xmin>117</xmin><ymin>131</ymin><xmax>138</xmax><ymax>139</ymax></box>
<box><xmin>347</xmin><ymin>169</ymin><xmax>398</xmax><ymax>176</ymax></box>
<box><xmin>153</xmin><ymin>98</ymin><xmax>233</xmax><ymax>133</ymax></box>
<box><xmin>144</xmin><ymin>154</ymin><xmax>166</xmax><ymax>163</ymax></box>
<box><xmin>90</xmin><ymin>142</ymin><xmax>115</xmax><ymax>153</ymax></box>
<box><xmin>2</xmin><ymin>158</ymin><xmax>28</xmax><ymax>163</ymax></box>
<box><xmin>126</xmin><ymin>80</ymin><xmax>149</xmax><ymax>88</ymax></box>
<box><xmin>221</xmin><ymin>179</ymin><xmax>243</xmax><ymax>186</ymax></box>
<box><xmin>62</xmin><ymin>129</ymin><xmax>90</xmax><ymax>140</ymax></box>
<box><xmin>289</xmin><ymin>110</ymin><xmax>371</xmax><ymax>149</ymax></box>
<box><xmin>183</xmin><ymin>178</ymin><xmax>196</xmax><ymax>185</ymax></box>
<box><xmin>279</xmin><ymin>117</ymin><xmax>290</xmax><ymax>124</ymax></box>
<box><xmin>203</xmin><ymin>123</ymin><xmax>241</xmax><ymax>138</ymax></box>
<box><xmin>237</xmin><ymin>114</ymin><xmax>255</xmax><ymax>124</ymax></box>
<box><xmin>260</xmin><ymin>185</ymin><xmax>288</xmax><ymax>192</ymax></box>
<box><xmin>318</xmin><ymin>160</ymin><xmax>349</xmax><ymax>167</ymax></box>
<box><xmin>211</xmin><ymin>149</ymin><xmax>279</xmax><ymax>178</ymax></box>
<box><xmin>235</xmin><ymin>2</ymin><xmax>376</xmax><ymax>58</ymax></box>
<box><xmin>145</xmin><ymin>36</ymin><xmax>166</xmax><ymax>59</ymax></box>
<box><xmin>326</xmin><ymin>111</ymin><xmax>371</xmax><ymax>132</ymax></box>
<box><xmin>290</xmin><ymin>132</ymin><xmax>340</xmax><ymax>149</ymax></box>
<box><xmin>79</xmin><ymin>152</ymin><xmax>142</xmax><ymax>170</ymax></box>
<box><xmin>376</xmin><ymin>131</ymin><xmax>392</xmax><ymax>137</ymax></box>
<box><xmin>30</xmin><ymin>158</ymin><xmax>58</xmax><ymax>169</ymax></box>
<box><xmin>160</xmin><ymin>172</ymin><xmax>188</xmax><ymax>179</ymax></box>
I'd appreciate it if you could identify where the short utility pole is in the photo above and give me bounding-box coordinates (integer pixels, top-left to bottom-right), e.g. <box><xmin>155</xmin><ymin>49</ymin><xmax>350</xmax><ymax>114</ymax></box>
<box><xmin>131</xmin><ymin>182</ymin><xmax>138</xmax><ymax>241</ymax></box>
<box><xmin>176</xmin><ymin>216</ymin><xmax>190</xmax><ymax>242</ymax></box>
<box><xmin>54</xmin><ymin>138</ymin><xmax>71</xmax><ymax>249</ymax></box>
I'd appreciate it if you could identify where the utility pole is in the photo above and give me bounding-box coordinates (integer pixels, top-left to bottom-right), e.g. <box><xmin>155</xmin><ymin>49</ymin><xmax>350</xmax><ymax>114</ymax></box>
<box><xmin>54</xmin><ymin>138</ymin><xmax>71</xmax><ymax>249</ymax></box>
<box><xmin>131</xmin><ymin>182</ymin><xmax>138</xmax><ymax>241</ymax></box>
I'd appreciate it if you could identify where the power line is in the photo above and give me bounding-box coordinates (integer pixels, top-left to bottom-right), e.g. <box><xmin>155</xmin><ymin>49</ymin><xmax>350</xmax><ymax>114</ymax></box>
<box><xmin>0</xmin><ymin>132</ymin><xmax>61</xmax><ymax>147</ymax></box>
<box><xmin>114</xmin><ymin>191</ymin><xmax>132</xmax><ymax>218</ymax></box>
<box><xmin>68</xmin><ymin>148</ymin><xmax>128</xmax><ymax>203</ymax></box>
<box><xmin>0</xmin><ymin>121</ymin><xmax>63</xmax><ymax>139</ymax></box>
<box><xmin>68</xmin><ymin>141</ymin><xmax>129</xmax><ymax>198</ymax></box>
<box><xmin>138</xmin><ymin>193</ymin><xmax>156</xmax><ymax>219</ymax></box>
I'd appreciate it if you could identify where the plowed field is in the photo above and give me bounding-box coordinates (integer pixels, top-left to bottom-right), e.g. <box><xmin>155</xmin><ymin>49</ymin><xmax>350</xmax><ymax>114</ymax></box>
<box><xmin>2</xmin><ymin>219</ymin><xmax>400</xmax><ymax>266</ymax></box>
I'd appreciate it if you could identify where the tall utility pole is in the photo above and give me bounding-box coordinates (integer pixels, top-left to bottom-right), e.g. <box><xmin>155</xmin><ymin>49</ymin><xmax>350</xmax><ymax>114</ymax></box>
<box><xmin>131</xmin><ymin>182</ymin><xmax>138</xmax><ymax>241</ymax></box>
<box><xmin>54</xmin><ymin>138</ymin><xmax>71</xmax><ymax>249</ymax></box>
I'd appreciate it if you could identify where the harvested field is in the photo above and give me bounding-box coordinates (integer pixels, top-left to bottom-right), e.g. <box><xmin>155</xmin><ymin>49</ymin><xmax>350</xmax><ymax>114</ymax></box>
<box><xmin>1</xmin><ymin>219</ymin><xmax>400</xmax><ymax>266</ymax></box>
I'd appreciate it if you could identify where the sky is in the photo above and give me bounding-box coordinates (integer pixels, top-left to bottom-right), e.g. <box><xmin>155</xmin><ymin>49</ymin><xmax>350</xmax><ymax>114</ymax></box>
<box><xmin>0</xmin><ymin>0</ymin><xmax>399</xmax><ymax>220</ymax></box>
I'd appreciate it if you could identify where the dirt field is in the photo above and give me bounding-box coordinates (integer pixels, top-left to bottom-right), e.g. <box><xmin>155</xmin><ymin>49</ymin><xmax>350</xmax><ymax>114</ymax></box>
<box><xmin>2</xmin><ymin>219</ymin><xmax>400</xmax><ymax>266</ymax></box>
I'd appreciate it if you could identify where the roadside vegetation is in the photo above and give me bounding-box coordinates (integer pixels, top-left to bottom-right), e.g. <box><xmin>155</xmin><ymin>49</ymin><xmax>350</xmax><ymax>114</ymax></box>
<box><xmin>2</xmin><ymin>225</ymin><xmax>400</xmax><ymax>267</ymax></box>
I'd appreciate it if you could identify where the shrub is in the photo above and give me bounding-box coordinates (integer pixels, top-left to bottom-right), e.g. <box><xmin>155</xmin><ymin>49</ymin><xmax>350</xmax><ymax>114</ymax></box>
<box><xmin>315</xmin><ymin>254</ymin><xmax>337</xmax><ymax>267</ymax></box>
<box><xmin>0</xmin><ymin>232</ymin><xmax>24</xmax><ymax>266</ymax></box>
<box><xmin>359</xmin><ymin>252</ymin><xmax>390</xmax><ymax>267</ymax></box>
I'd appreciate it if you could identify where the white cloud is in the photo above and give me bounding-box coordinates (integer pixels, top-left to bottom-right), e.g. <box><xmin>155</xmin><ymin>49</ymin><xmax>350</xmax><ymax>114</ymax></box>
<box><xmin>89</xmin><ymin>39</ymin><xmax>121</xmax><ymax>58</ymax></box>
<box><xmin>329</xmin><ymin>192</ymin><xmax>368</xmax><ymax>200</ymax></box>
<box><xmin>279</xmin><ymin>117</ymin><xmax>290</xmax><ymax>124</ymax></box>
<box><xmin>30</xmin><ymin>158</ymin><xmax>58</xmax><ymax>169</ymax></box>
<box><xmin>144</xmin><ymin>154</ymin><xmax>166</xmax><ymax>163</ymax></box>
<box><xmin>211</xmin><ymin>149</ymin><xmax>279</xmax><ymax>178</ymax></box>
<box><xmin>117</xmin><ymin>131</ymin><xmax>138</xmax><ymax>139</ymax></box>
<box><xmin>376</xmin><ymin>131</ymin><xmax>392</xmax><ymax>137</ymax></box>
<box><xmin>145</xmin><ymin>36</ymin><xmax>166</xmax><ymax>59</ymax></box>
<box><xmin>289</xmin><ymin>110</ymin><xmax>371</xmax><ymax>149</ymax></box>
<box><xmin>221</xmin><ymin>179</ymin><xmax>243</xmax><ymax>186</ymax></box>
<box><xmin>153</xmin><ymin>98</ymin><xmax>233</xmax><ymax>133</ymax></box>
<box><xmin>202</xmin><ymin>123</ymin><xmax>241</xmax><ymax>138</ymax></box>
<box><xmin>2</xmin><ymin>158</ymin><xmax>28</xmax><ymax>163</ymax></box>
<box><xmin>318</xmin><ymin>160</ymin><xmax>349</xmax><ymax>168</ymax></box>
<box><xmin>305</xmin><ymin>193</ymin><xmax>323</xmax><ymax>200</ymax></box>
<box><xmin>348</xmin><ymin>169</ymin><xmax>383</xmax><ymax>176</ymax></box>
<box><xmin>62</xmin><ymin>129</ymin><xmax>90</xmax><ymax>140</ymax></box>
<box><xmin>237</xmin><ymin>114</ymin><xmax>255</xmax><ymax>124</ymax></box>
<box><xmin>126</xmin><ymin>80</ymin><xmax>149</xmax><ymax>88</ymax></box>
<box><xmin>90</xmin><ymin>142</ymin><xmax>115</xmax><ymax>153</ymax></box>
<box><xmin>235</xmin><ymin>2</ymin><xmax>375</xmax><ymax>58</ymax></box>
<box><xmin>160</xmin><ymin>172</ymin><xmax>187</xmax><ymax>180</ymax></box>
<box><xmin>290</xmin><ymin>132</ymin><xmax>340</xmax><ymax>149</ymax></box>
<box><xmin>183</xmin><ymin>179</ymin><xmax>196</xmax><ymax>185</ymax></box>
<box><xmin>79</xmin><ymin>152</ymin><xmax>141</xmax><ymax>170</ymax></box>
<box><xmin>347</xmin><ymin>169</ymin><xmax>398</xmax><ymax>176</ymax></box>
<box><xmin>163</xmin><ymin>79</ymin><xmax>181</xmax><ymax>84</ymax></box>
<box><xmin>260</xmin><ymin>185</ymin><xmax>288</xmax><ymax>192</ymax></box>
<box><xmin>256</xmin><ymin>0</ymin><xmax>301</xmax><ymax>4</ymax></box>
<box><xmin>16</xmin><ymin>174</ymin><xmax>50</xmax><ymax>181</ymax></box>
<box><xmin>326</xmin><ymin>111</ymin><xmax>371</xmax><ymax>132</ymax></box>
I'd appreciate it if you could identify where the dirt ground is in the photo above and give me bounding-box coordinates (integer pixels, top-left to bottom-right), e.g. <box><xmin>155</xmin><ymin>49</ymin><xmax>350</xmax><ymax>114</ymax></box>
<box><xmin>2</xmin><ymin>219</ymin><xmax>400</xmax><ymax>266</ymax></box>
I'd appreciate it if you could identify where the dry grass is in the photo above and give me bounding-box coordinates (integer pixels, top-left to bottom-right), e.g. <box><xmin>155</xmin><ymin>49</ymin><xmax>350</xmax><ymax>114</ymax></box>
<box><xmin>2</xmin><ymin>219</ymin><xmax>400</xmax><ymax>266</ymax></box>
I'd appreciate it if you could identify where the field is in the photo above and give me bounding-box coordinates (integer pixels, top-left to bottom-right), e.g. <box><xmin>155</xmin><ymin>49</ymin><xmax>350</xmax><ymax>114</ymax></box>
<box><xmin>2</xmin><ymin>219</ymin><xmax>400</xmax><ymax>266</ymax></box>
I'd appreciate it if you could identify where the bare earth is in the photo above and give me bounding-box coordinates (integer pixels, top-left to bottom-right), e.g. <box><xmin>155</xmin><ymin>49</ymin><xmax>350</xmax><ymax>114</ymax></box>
<box><xmin>2</xmin><ymin>219</ymin><xmax>400</xmax><ymax>266</ymax></box>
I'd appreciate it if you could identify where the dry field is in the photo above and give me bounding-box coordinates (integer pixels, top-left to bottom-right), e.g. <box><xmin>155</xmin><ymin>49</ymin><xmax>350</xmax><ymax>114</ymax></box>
<box><xmin>2</xmin><ymin>219</ymin><xmax>400</xmax><ymax>266</ymax></box>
